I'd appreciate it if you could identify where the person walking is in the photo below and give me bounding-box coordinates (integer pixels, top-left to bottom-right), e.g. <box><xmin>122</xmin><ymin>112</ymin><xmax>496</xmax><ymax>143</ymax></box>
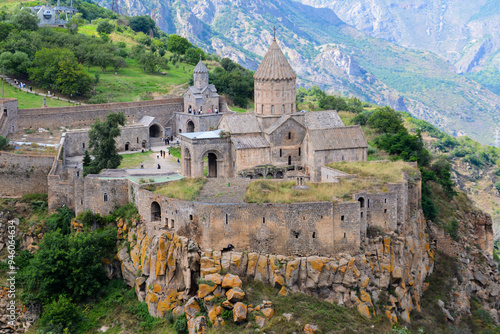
<box><xmin>140</xmin><ymin>162</ymin><xmax>144</xmax><ymax>169</ymax></box>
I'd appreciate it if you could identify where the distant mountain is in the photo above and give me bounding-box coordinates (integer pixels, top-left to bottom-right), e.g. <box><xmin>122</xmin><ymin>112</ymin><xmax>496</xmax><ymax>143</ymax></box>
<box><xmin>102</xmin><ymin>0</ymin><xmax>500</xmax><ymax>144</ymax></box>
<box><xmin>296</xmin><ymin>0</ymin><xmax>500</xmax><ymax>96</ymax></box>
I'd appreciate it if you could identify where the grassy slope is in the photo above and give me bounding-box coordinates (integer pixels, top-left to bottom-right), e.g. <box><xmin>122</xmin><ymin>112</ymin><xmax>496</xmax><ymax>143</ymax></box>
<box><xmin>0</xmin><ymin>82</ymin><xmax>76</xmax><ymax>108</ymax></box>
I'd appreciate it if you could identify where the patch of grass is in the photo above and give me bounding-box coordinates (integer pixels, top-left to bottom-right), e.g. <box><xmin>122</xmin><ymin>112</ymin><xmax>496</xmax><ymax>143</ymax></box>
<box><xmin>168</xmin><ymin>147</ymin><xmax>181</xmax><ymax>159</ymax></box>
<box><xmin>0</xmin><ymin>83</ymin><xmax>76</xmax><ymax>109</ymax></box>
<box><xmin>154</xmin><ymin>178</ymin><xmax>207</xmax><ymax>201</ymax></box>
<box><xmin>328</xmin><ymin>161</ymin><xmax>417</xmax><ymax>183</ymax></box>
<box><xmin>118</xmin><ymin>150</ymin><xmax>154</xmax><ymax>169</ymax></box>
<box><xmin>244</xmin><ymin>179</ymin><xmax>390</xmax><ymax>203</ymax></box>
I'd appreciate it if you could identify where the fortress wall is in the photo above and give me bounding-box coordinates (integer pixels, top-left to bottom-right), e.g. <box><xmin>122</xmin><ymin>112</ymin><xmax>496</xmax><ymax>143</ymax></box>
<box><xmin>354</xmin><ymin>192</ymin><xmax>399</xmax><ymax>232</ymax></box>
<box><xmin>0</xmin><ymin>99</ymin><xmax>19</xmax><ymax>137</ymax></box>
<box><xmin>133</xmin><ymin>186</ymin><xmax>363</xmax><ymax>256</ymax></box>
<box><xmin>81</xmin><ymin>177</ymin><xmax>129</xmax><ymax>215</ymax></box>
<box><xmin>0</xmin><ymin>151</ymin><xmax>54</xmax><ymax>196</ymax></box>
<box><xmin>64</xmin><ymin>126</ymin><xmax>150</xmax><ymax>157</ymax></box>
<box><xmin>310</xmin><ymin>148</ymin><xmax>367</xmax><ymax>182</ymax></box>
<box><xmin>17</xmin><ymin>98</ymin><xmax>184</xmax><ymax>130</ymax></box>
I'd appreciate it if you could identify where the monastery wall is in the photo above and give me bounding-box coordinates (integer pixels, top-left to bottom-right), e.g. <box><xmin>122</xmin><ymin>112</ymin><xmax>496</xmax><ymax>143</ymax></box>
<box><xmin>0</xmin><ymin>98</ymin><xmax>19</xmax><ymax>137</ymax></box>
<box><xmin>176</xmin><ymin>113</ymin><xmax>223</xmax><ymax>135</ymax></box>
<box><xmin>0</xmin><ymin>151</ymin><xmax>54</xmax><ymax>196</ymax></box>
<box><xmin>17</xmin><ymin>98</ymin><xmax>183</xmax><ymax>130</ymax></box>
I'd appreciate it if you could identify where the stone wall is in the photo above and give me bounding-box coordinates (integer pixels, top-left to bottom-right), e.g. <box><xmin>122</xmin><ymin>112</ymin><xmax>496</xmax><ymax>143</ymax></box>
<box><xmin>64</xmin><ymin>125</ymin><xmax>150</xmax><ymax>157</ymax></box>
<box><xmin>0</xmin><ymin>98</ymin><xmax>19</xmax><ymax>137</ymax></box>
<box><xmin>17</xmin><ymin>98</ymin><xmax>183</xmax><ymax>130</ymax></box>
<box><xmin>176</xmin><ymin>113</ymin><xmax>223</xmax><ymax>135</ymax></box>
<box><xmin>0</xmin><ymin>151</ymin><xmax>54</xmax><ymax>196</ymax></box>
<box><xmin>320</xmin><ymin>166</ymin><xmax>357</xmax><ymax>183</ymax></box>
<box><xmin>130</xmin><ymin>179</ymin><xmax>420</xmax><ymax>257</ymax></box>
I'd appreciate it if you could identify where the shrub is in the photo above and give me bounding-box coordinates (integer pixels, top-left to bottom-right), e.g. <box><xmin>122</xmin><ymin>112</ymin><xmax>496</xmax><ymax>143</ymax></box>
<box><xmin>39</xmin><ymin>295</ymin><xmax>83</xmax><ymax>334</ymax></box>
<box><xmin>173</xmin><ymin>313</ymin><xmax>188</xmax><ymax>334</ymax></box>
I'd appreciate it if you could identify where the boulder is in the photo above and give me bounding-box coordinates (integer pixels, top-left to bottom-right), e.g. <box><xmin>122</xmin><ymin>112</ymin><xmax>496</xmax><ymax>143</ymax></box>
<box><xmin>262</xmin><ymin>307</ymin><xmax>274</xmax><ymax>320</ymax></box>
<box><xmin>184</xmin><ymin>297</ymin><xmax>201</xmax><ymax>319</ymax></box>
<box><xmin>204</xmin><ymin>273</ymin><xmax>223</xmax><ymax>285</ymax></box>
<box><xmin>304</xmin><ymin>324</ymin><xmax>319</xmax><ymax>333</ymax></box>
<box><xmin>233</xmin><ymin>302</ymin><xmax>247</xmax><ymax>323</ymax></box>
<box><xmin>188</xmin><ymin>316</ymin><xmax>207</xmax><ymax>334</ymax></box>
<box><xmin>255</xmin><ymin>315</ymin><xmax>266</xmax><ymax>328</ymax></box>
<box><xmin>226</xmin><ymin>287</ymin><xmax>245</xmax><ymax>302</ymax></box>
<box><xmin>222</xmin><ymin>274</ymin><xmax>242</xmax><ymax>289</ymax></box>
<box><xmin>198</xmin><ymin>284</ymin><xmax>216</xmax><ymax>299</ymax></box>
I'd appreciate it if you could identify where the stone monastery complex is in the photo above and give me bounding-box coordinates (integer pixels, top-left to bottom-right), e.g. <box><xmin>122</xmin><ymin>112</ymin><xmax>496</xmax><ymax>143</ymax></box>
<box><xmin>2</xmin><ymin>37</ymin><xmax>499</xmax><ymax>325</ymax></box>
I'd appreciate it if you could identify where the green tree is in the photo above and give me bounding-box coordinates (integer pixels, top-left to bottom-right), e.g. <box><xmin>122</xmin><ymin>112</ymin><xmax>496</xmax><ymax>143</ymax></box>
<box><xmin>91</xmin><ymin>48</ymin><xmax>115</xmax><ymax>73</ymax></box>
<box><xmin>185</xmin><ymin>47</ymin><xmax>205</xmax><ymax>65</ymax></box>
<box><xmin>0</xmin><ymin>22</ymin><xmax>14</xmax><ymax>40</ymax></box>
<box><xmin>65</xmin><ymin>13</ymin><xmax>85</xmax><ymax>34</ymax></box>
<box><xmin>138</xmin><ymin>51</ymin><xmax>166</xmax><ymax>74</ymax></box>
<box><xmin>367</xmin><ymin>106</ymin><xmax>406</xmax><ymax>134</ymax></box>
<box><xmin>0</xmin><ymin>51</ymin><xmax>31</xmax><ymax>75</ymax></box>
<box><xmin>85</xmin><ymin>112</ymin><xmax>126</xmax><ymax>176</ymax></box>
<box><xmin>10</xmin><ymin>8</ymin><xmax>39</xmax><ymax>31</ymax></box>
<box><xmin>135</xmin><ymin>32</ymin><xmax>151</xmax><ymax>46</ymax></box>
<box><xmin>28</xmin><ymin>48</ymin><xmax>74</xmax><ymax>88</ymax></box>
<box><xmin>166</xmin><ymin>34</ymin><xmax>191</xmax><ymax>54</ymax></box>
<box><xmin>318</xmin><ymin>95</ymin><xmax>348</xmax><ymax>111</ymax></box>
<box><xmin>0</xmin><ymin>136</ymin><xmax>8</xmax><ymax>150</ymax></box>
<box><xmin>111</xmin><ymin>56</ymin><xmax>126</xmax><ymax>72</ymax></box>
<box><xmin>129</xmin><ymin>15</ymin><xmax>156</xmax><ymax>35</ymax></box>
<box><xmin>55</xmin><ymin>58</ymin><xmax>92</xmax><ymax>96</ymax></box>
<box><xmin>96</xmin><ymin>20</ymin><xmax>114</xmax><ymax>35</ymax></box>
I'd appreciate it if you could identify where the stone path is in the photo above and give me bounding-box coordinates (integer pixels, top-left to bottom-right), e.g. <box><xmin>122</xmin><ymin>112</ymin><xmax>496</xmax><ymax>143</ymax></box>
<box><xmin>0</xmin><ymin>74</ymin><xmax>83</xmax><ymax>104</ymax></box>
<box><xmin>196</xmin><ymin>177</ymin><xmax>250</xmax><ymax>203</ymax></box>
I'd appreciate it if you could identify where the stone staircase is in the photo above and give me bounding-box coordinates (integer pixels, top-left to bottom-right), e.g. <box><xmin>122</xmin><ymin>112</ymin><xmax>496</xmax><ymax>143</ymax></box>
<box><xmin>149</xmin><ymin>137</ymin><xmax>164</xmax><ymax>147</ymax></box>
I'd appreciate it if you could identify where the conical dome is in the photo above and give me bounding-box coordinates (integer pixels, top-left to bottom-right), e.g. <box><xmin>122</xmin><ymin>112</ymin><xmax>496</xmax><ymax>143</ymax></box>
<box><xmin>254</xmin><ymin>40</ymin><xmax>296</xmax><ymax>81</ymax></box>
<box><xmin>193</xmin><ymin>60</ymin><xmax>209</xmax><ymax>74</ymax></box>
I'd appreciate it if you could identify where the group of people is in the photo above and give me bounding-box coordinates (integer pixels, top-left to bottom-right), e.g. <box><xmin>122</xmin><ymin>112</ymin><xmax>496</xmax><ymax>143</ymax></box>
<box><xmin>13</xmin><ymin>79</ymin><xmax>31</xmax><ymax>92</ymax></box>
<box><xmin>187</xmin><ymin>107</ymin><xmax>219</xmax><ymax>115</ymax></box>
<box><xmin>161</xmin><ymin>136</ymin><xmax>172</xmax><ymax>145</ymax></box>
<box><xmin>157</xmin><ymin>149</ymin><xmax>169</xmax><ymax>159</ymax></box>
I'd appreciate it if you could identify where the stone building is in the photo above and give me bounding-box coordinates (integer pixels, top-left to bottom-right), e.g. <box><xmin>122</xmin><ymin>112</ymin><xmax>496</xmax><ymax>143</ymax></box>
<box><xmin>181</xmin><ymin>39</ymin><xmax>368</xmax><ymax>181</ymax></box>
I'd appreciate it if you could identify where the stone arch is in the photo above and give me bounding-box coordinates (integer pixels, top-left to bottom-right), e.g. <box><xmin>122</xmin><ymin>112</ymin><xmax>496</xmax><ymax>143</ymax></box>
<box><xmin>187</xmin><ymin>120</ymin><xmax>195</xmax><ymax>133</ymax></box>
<box><xmin>151</xmin><ymin>201</ymin><xmax>161</xmax><ymax>222</ymax></box>
<box><xmin>358</xmin><ymin>197</ymin><xmax>365</xmax><ymax>209</ymax></box>
<box><xmin>276</xmin><ymin>171</ymin><xmax>283</xmax><ymax>179</ymax></box>
<box><xmin>256</xmin><ymin>173</ymin><xmax>264</xmax><ymax>179</ymax></box>
<box><xmin>149</xmin><ymin>124</ymin><xmax>162</xmax><ymax>138</ymax></box>
<box><xmin>200</xmin><ymin>149</ymin><xmax>224</xmax><ymax>178</ymax></box>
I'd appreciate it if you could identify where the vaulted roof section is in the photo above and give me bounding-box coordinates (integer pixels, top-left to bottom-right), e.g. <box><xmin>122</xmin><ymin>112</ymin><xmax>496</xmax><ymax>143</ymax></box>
<box><xmin>308</xmin><ymin>126</ymin><xmax>368</xmax><ymax>151</ymax></box>
<box><xmin>304</xmin><ymin>110</ymin><xmax>345</xmax><ymax>130</ymax></box>
<box><xmin>218</xmin><ymin>113</ymin><xmax>262</xmax><ymax>134</ymax></box>
<box><xmin>254</xmin><ymin>40</ymin><xmax>297</xmax><ymax>81</ymax></box>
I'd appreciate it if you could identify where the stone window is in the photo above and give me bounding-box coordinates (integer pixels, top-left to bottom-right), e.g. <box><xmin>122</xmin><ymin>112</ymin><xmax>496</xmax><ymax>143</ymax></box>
<box><xmin>190</xmin><ymin>214</ymin><xmax>193</xmax><ymax>221</ymax></box>
<box><xmin>280</xmin><ymin>149</ymin><xmax>282</xmax><ymax>157</ymax></box>
<box><xmin>358</xmin><ymin>197</ymin><xmax>365</xmax><ymax>208</ymax></box>
<box><xmin>367</xmin><ymin>199</ymin><xmax>370</xmax><ymax>208</ymax></box>
<box><xmin>137</xmin><ymin>137</ymin><xmax>139</xmax><ymax>143</ymax></box>
<box><xmin>225</xmin><ymin>214</ymin><xmax>229</xmax><ymax>225</ymax></box>
<box><xmin>76</xmin><ymin>171</ymin><xmax>79</xmax><ymax>177</ymax></box>
<box><xmin>103</xmin><ymin>193</ymin><xmax>108</xmax><ymax>202</ymax></box>
<box><xmin>344</xmin><ymin>233</ymin><xmax>346</xmax><ymax>239</ymax></box>
<box><xmin>170</xmin><ymin>219</ymin><xmax>175</xmax><ymax>228</ymax></box>
<box><xmin>282</xmin><ymin>104</ymin><xmax>285</xmax><ymax>113</ymax></box>
<box><xmin>3</xmin><ymin>109</ymin><xmax>7</xmax><ymax>116</ymax></box>
<box><xmin>384</xmin><ymin>198</ymin><xmax>387</xmax><ymax>203</ymax></box>
<box><xmin>342</xmin><ymin>155</ymin><xmax>344</xmax><ymax>161</ymax></box>
<box><xmin>384</xmin><ymin>209</ymin><xmax>387</xmax><ymax>213</ymax></box>
<box><xmin>298</xmin><ymin>147</ymin><xmax>301</xmax><ymax>156</ymax></box>
<box><xmin>312</xmin><ymin>232</ymin><xmax>316</xmax><ymax>238</ymax></box>
<box><xmin>81</xmin><ymin>199</ymin><xmax>83</xmax><ymax>205</ymax></box>
<box><xmin>82</xmin><ymin>143</ymin><xmax>85</xmax><ymax>149</ymax></box>
<box><xmin>288</xmin><ymin>132</ymin><xmax>291</xmax><ymax>140</ymax></box>
<box><xmin>271</xmin><ymin>105</ymin><xmax>275</xmax><ymax>114</ymax></box>
<box><xmin>341</xmin><ymin>215</ymin><xmax>344</xmax><ymax>221</ymax></box>
<box><xmin>262</xmin><ymin>217</ymin><xmax>265</xmax><ymax>224</ymax></box>
<box><xmin>262</xmin><ymin>105</ymin><xmax>264</xmax><ymax>114</ymax></box>
<box><xmin>361</xmin><ymin>212</ymin><xmax>363</xmax><ymax>218</ymax></box>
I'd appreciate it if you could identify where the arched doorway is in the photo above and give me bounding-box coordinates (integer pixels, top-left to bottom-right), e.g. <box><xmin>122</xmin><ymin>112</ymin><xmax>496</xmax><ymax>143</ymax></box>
<box><xmin>151</xmin><ymin>201</ymin><xmax>161</xmax><ymax>222</ymax></box>
<box><xmin>207</xmin><ymin>153</ymin><xmax>217</xmax><ymax>178</ymax></box>
<box><xmin>141</xmin><ymin>140</ymin><xmax>147</xmax><ymax>148</ymax></box>
<box><xmin>358</xmin><ymin>197</ymin><xmax>365</xmax><ymax>209</ymax></box>
<box><xmin>276</xmin><ymin>171</ymin><xmax>283</xmax><ymax>179</ymax></box>
<box><xmin>184</xmin><ymin>148</ymin><xmax>192</xmax><ymax>177</ymax></box>
<box><xmin>149</xmin><ymin>124</ymin><xmax>161</xmax><ymax>137</ymax></box>
<box><xmin>187</xmin><ymin>121</ymin><xmax>195</xmax><ymax>133</ymax></box>
<box><xmin>125</xmin><ymin>142</ymin><xmax>130</xmax><ymax>151</ymax></box>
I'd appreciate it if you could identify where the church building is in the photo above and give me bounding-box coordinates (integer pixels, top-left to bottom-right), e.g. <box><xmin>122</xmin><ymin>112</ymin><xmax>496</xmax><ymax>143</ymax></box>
<box><xmin>180</xmin><ymin>37</ymin><xmax>368</xmax><ymax>182</ymax></box>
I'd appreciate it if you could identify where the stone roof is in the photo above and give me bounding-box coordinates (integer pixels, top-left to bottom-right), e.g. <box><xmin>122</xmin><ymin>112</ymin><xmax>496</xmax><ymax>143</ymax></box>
<box><xmin>264</xmin><ymin>114</ymin><xmax>304</xmax><ymax>135</ymax></box>
<box><xmin>218</xmin><ymin>113</ymin><xmax>262</xmax><ymax>134</ymax></box>
<box><xmin>193</xmin><ymin>60</ymin><xmax>209</xmax><ymax>74</ymax></box>
<box><xmin>304</xmin><ymin>110</ymin><xmax>345</xmax><ymax>130</ymax></box>
<box><xmin>308</xmin><ymin>126</ymin><xmax>367</xmax><ymax>151</ymax></box>
<box><xmin>137</xmin><ymin>116</ymin><xmax>157</xmax><ymax>126</ymax></box>
<box><xmin>232</xmin><ymin>136</ymin><xmax>270</xmax><ymax>150</ymax></box>
<box><xmin>254</xmin><ymin>40</ymin><xmax>296</xmax><ymax>81</ymax></box>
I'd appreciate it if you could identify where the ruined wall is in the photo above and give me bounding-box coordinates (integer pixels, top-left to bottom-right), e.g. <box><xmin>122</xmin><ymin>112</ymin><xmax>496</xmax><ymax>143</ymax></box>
<box><xmin>17</xmin><ymin>98</ymin><xmax>183</xmax><ymax>130</ymax></box>
<box><xmin>0</xmin><ymin>98</ymin><xmax>19</xmax><ymax>137</ymax></box>
<box><xmin>64</xmin><ymin>125</ymin><xmax>150</xmax><ymax>157</ymax></box>
<box><xmin>0</xmin><ymin>151</ymin><xmax>54</xmax><ymax>196</ymax></box>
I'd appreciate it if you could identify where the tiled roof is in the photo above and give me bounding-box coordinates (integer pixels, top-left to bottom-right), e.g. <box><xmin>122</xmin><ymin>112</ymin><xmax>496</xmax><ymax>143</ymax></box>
<box><xmin>232</xmin><ymin>136</ymin><xmax>270</xmax><ymax>149</ymax></box>
<box><xmin>254</xmin><ymin>40</ymin><xmax>296</xmax><ymax>81</ymax></box>
<box><xmin>218</xmin><ymin>113</ymin><xmax>262</xmax><ymax>134</ymax></box>
<box><xmin>308</xmin><ymin>126</ymin><xmax>368</xmax><ymax>151</ymax></box>
<box><xmin>304</xmin><ymin>110</ymin><xmax>345</xmax><ymax>130</ymax></box>
<box><xmin>193</xmin><ymin>60</ymin><xmax>209</xmax><ymax>73</ymax></box>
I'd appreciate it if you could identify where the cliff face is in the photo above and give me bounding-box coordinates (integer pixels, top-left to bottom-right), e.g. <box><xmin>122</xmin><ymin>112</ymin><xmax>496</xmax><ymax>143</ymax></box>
<box><xmin>117</xmin><ymin>196</ymin><xmax>435</xmax><ymax>324</ymax></box>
